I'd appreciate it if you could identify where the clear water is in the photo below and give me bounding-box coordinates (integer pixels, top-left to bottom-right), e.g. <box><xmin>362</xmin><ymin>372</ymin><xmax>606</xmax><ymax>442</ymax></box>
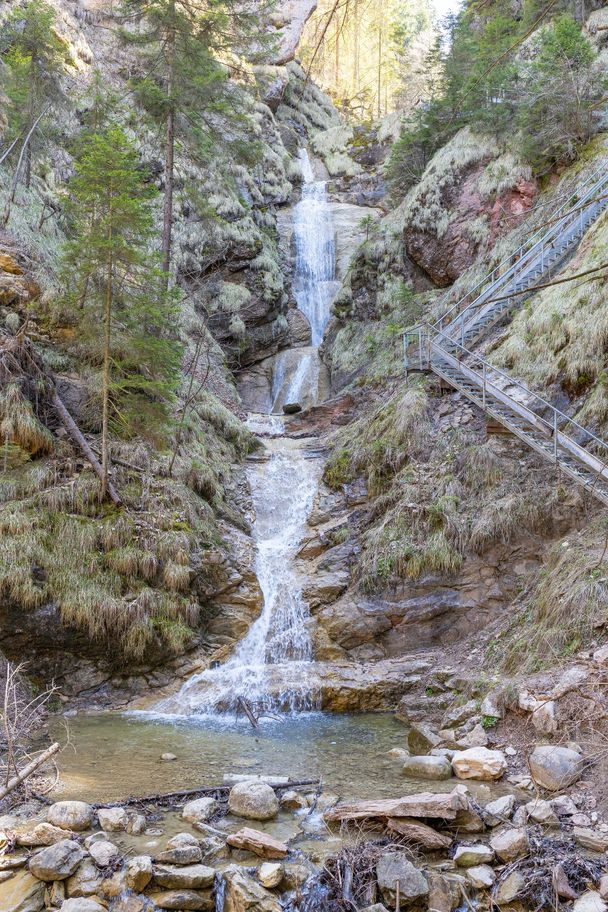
<box><xmin>53</xmin><ymin>712</ymin><xmax>417</xmax><ymax>803</ymax></box>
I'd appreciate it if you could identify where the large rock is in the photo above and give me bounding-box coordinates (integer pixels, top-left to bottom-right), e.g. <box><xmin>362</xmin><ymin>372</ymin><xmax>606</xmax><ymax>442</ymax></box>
<box><xmin>258</xmin><ymin>863</ymin><xmax>283</xmax><ymax>889</ymax></box>
<box><xmin>182</xmin><ymin>798</ymin><xmax>218</xmax><ymax>825</ymax></box>
<box><xmin>126</xmin><ymin>855</ymin><xmax>153</xmax><ymax>892</ymax></box>
<box><xmin>153</xmin><ymin>863</ymin><xmax>215</xmax><ymax>890</ymax></box>
<box><xmin>155</xmin><ymin>833</ymin><xmax>203</xmax><ymax>866</ymax></box>
<box><xmin>452</xmin><ymin>748</ymin><xmax>507</xmax><ymax>781</ymax></box>
<box><xmin>483</xmin><ymin>795</ymin><xmax>515</xmax><ymax>826</ymax></box>
<box><xmin>96</xmin><ymin>807</ymin><xmax>128</xmax><ymax>832</ymax></box>
<box><xmin>223</xmin><ymin>864</ymin><xmax>282</xmax><ymax>912</ymax></box>
<box><xmin>226</xmin><ymin>828</ymin><xmax>288</xmax><ymax>859</ymax></box>
<box><xmin>467</xmin><ymin>865</ymin><xmax>495</xmax><ymax>889</ymax></box>
<box><xmin>402</xmin><ymin>755</ymin><xmax>452</xmax><ymax>781</ymax></box>
<box><xmin>407</xmin><ymin>723</ymin><xmax>443</xmax><ymax>755</ymax></box>
<box><xmin>376</xmin><ymin>852</ymin><xmax>428</xmax><ymax>908</ymax></box>
<box><xmin>147</xmin><ymin>889</ymin><xmax>212</xmax><ymax>910</ymax></box>
<box><xmin>529</xmin><ymin>746</ymin><xmax>584</xmax><ymax>791</ymax></box>
<box><xmin>0</xmin><ymin>869</ymin><xmax>45</xmax><ymax>912</ymax></box>
<box><xmin>29</xmin><ymin>840</ymin><xmax>85</xmax><ymax>881</ymax></box>
<box><xmin>573</xmin><ymin>893</ymin><xmax>608</xmax><ymax>912</ymax></box>
<box><xmin>490</xmin><ymin>828</ymin><xmax>529</xmax><ymax>862</ymax></box>
<box><xmin>15</xmin><ymin>822</ymin><xmax>77</xmax><ymax>847</ymax></box>
<box><xmin>65</xmin><ymin>860</ymin><xmax>102</xmax><ymax>898</ymax></box>
<box><xmin>88</xmin><ymin>840</ymin><xmax>120</xmax><ymax>868</ymax></box>
<box><xmin>46</xmin><ymin>802</ymin><xmax>94</xmax><ymax>833</ymax></box>
<box><xmin>494</xmin><ymin>871</ymin><xmax>526</xmax><ymax>906</ymax></box>
<box><xmin>454</xmin><ymin>844</ymin><xmax>494</xmax><ymax>867</ymax></box>
<box><xmin>228</xmin><ymin>781</ymin><xmax>279</xmax><ymax>821</ymax></box>
<box><xmin>573</xmin><ymin>828</ymin><xmax>608</xmax><ymax>853</ymax></box>
<box><xmin>325</xmin><ymin>785</ymin><xmax>470</xmax><ymax>823</ymax></box>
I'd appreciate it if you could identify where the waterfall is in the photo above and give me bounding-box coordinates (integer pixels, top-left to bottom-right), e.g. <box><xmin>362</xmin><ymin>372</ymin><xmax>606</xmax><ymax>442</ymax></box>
<box><xmin>154</xmin><ymin>149</ymin><xmax>336</xmax><ymax>718</ymax></box>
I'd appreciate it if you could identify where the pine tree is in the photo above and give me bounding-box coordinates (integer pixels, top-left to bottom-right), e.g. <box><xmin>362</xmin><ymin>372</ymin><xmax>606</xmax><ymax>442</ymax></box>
<box><xmin>0</xmin><ymin>0</ymin><xmax>72</xmax><ymax>192</ymax></box>
<box><xmin>119</xmin><ymin>0</ymin><xmax>272</xmax><ymax>283</ymax></box>
<box><xmin>61</xmin><ymin>122</ymin><xmax>182</xmax><ymax>499</ymax></box>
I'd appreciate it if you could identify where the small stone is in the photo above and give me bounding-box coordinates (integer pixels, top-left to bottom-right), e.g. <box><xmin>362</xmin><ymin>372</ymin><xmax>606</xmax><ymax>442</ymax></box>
<box><xmin>452</xmin><ymin>747</ymin><xmax>507</xmax><ymax>781</ymax></box>
<box><xmin>279</xmin><ymin>790</ymin><xmax>308</xmax><ymax>811</ymax></box>
<box><xmin>126</xmin><ymin>812</ymin><xmax>146</xmax><ymax>835</ymax></box>
<box><xmin>483</xmin><ymin>794</ymin><xmax>515</xmax><ymax>826</ymax></box>
<box><xmin>573</xmin><ymin>892</ymin><xmax>608</xmax><ymax>912</ymax></box>
<box><xmin>46</xmin><ymin>802</ymin><xmax>94</xmax><ymax>833</ymax></box>
<box><xmin>495</xmin><ymin>871</ymin><xmax>526</xmax><ymax>905</ymax></box>
<box><xmin>552</xmin><ymin>863</ymin><xmax>578</xmax><ymax>901</ymax></box>
<box><xmin>97</xmin><ymin>807</ymin><xmax>128</xmax><ymax>832</ymax></box>
<box><xmin>457</xmin><ymin>723</ymin><xmax>489</xmax><ymax>749</ymax></box>
<box><xmin>126</xmin><ymin>855</ymin><xmax>153</xmax><ymax>892</ymax></box>
<box><xmin>426</xmin><ymin>871</ymin><xmax>464</xmax><ymax>912</ymax></box>
<box><xmin>593</xmin><ymin>645</ymin><xmax>608</xmax><ymax>664</ymax></box>
<box><xmin>552</xmin><ymin>795</ymin><xmax>578</xmax><ymax>817</ymax></box>
<box><xmin>387</xmin><ymin>748</ymin><xmax>409</xmax><ymax>761</ymax></box>
<box><xmin>181</xmin><ymin>798</ymin><xmax>218</xmax><ymax>824</ymax></box>
<box><xmin>361</xmin><ymin>906</ymin><xmax>390</xmax><ymax>912</ymax></box>
<box><xmin>61</xmin><ymin>900</ymin><xmax>106</xmax><ymax>912</ymax></box>
<box><xmin>529</xmin><ymin>745</ymin><xmax>584</xmax><ymax>791</ymax></box>
<box><xmin>525</xmin><ymin>799</ymin><xmax>559</xmax><ymax>826</ymax></box>
<box><xmin>442</xmin><ymin>700</ymin><xmax>479</xmax><ymax>727</ymax></box>
<box><xmin>280</xmin><ymin>862</ymin><xmax>310</xmax><ymax>890</ymax></box>
<box><xmin>65</xmin><ymin>859</ymin><xmax>102</xmax><ymax>897</ymax></box>
<box><xmin>228</xmin><ymin>781</ymin><xmax>279</xmax><ymax>821</ymax></box>
<box><xmin>161</xmin><ymin>753</ymin><xmax>177</xmax><ymax>761</ymax></box>
<box><xmin>467</xmin><ymin>865</ymin><xmax>495</xmax><ymax>889</ymax></box>
<box><xmin>454</xmin><ymin>844</ymin><xmax>494</xmax><ymax>867</ymax></box>
<box><xmin>402</xmin><ymin>755</ymin><xmax>452</xmax><ymax>781</ymax></box>
<box><xmin>571</xmin><ymin>813</ymin><xmax>592</xmax><ymax>827</ymax></box>
<box><xmin>88</xmin><ymin>840</ymin><xmax>120</xmax><ymax>868</ymax></box>
<box><xmin>29</xmin><ymin>840</ymin><xmax>85</xmax><ymax>881</ymax></box>
<box><xmin>573</xmin><ymin>828</ymin><xmax>608</xmax><ymax>853</ymax></box>
<box><xmin>155</xmin><ymin>833</ymin><xmax>202</xmax><ymax>866</ymax></box>
<box><xmin>512</xmin><ymin>806</ymin><xmax>528</xmax><ymax>826</ymax></box>
<box><xmin>599</xmin><ymin>875</ymin><xmax>608</xmax><ymax>900</ymax></box>
<box><xmin>490</xmin><ymin>828</ymin><xmax>529</xmax><ymax>862</ymax></box>
<box><xmin>505</xmin><ymin>746</ymin><xmax>517</xmax><ymax>757</ymax></box>
<box><xmin>258</xmin><ymin>862</ymin><xmax>283</xmax><ymax>889</ymax></box>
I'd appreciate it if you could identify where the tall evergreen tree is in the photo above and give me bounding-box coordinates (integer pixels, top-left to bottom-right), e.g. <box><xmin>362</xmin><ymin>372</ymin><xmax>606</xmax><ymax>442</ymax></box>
<box><xmin>0</xmin><ymin>0</ymin><xmax>72</xmax><ymax>190</ymax></box>
<box><xmin>119</xmin><ymin>0</ymin><xmax>272</xmax><ymax>283</ymax></box>
<box><xmin>61</xmin><ymin>122</ymin><xmax>182</xmax><ymax>499</ymax></box>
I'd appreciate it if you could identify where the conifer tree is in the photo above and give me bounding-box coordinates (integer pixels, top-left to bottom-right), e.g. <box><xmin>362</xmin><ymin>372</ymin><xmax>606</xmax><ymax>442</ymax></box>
<box><xmin>0</xmin><ymin>0</ymin><xmax>72</xmax><ymax>190</ymax></box>
<box><xmin>119</xmin><ymin>0</ymin><xmax>272</xmax><ymax>283</ymax></box>
<box><xmin>61</xmin><ymin>121</ymin><xmax>182</xmax><ymax>499</ymax></box>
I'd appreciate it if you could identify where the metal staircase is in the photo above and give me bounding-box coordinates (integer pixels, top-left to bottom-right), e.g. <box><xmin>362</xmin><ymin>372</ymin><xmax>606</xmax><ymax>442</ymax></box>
<box><xmin>404</xmin><ymin>162</ymin><xmax>608</xmax><ymax>506</ymax></box>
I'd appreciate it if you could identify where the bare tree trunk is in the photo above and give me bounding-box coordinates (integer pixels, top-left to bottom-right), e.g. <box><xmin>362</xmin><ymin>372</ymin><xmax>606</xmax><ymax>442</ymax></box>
<box><xmin>0</xmin><ymin>742</ymin><xmax>60</xmax><ymax>802</ymax></box>
<box><xmin>1</xmin><ymin>108</ymin><xmax>48</xmax><ymax>228</ymax></box>
<box><xmin>101</xmin><ymin>230</ymin><xmax>113</xmax><ymax>501</ymax></box>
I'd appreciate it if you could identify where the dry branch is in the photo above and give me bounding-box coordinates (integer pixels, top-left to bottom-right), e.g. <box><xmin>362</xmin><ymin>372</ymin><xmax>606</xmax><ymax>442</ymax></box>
<box><xmin>0</xmin><ymin>742</ymin><xmax>60</xmax><ymax>802</ymax></box>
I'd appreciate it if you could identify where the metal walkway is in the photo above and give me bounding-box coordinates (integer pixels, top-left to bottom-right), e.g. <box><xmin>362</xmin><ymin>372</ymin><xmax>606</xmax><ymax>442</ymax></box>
<box><xmin>404</xmin><ymin>163</ymin><xmax>608</xmax><ymax>505</ymax></box>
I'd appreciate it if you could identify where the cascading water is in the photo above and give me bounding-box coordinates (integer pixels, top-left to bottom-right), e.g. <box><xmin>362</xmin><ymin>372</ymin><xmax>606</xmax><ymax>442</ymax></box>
<box><xmin>156</xmin><ymin>149</ymin><xmax>337</xmax><ymax>717</ymax></box>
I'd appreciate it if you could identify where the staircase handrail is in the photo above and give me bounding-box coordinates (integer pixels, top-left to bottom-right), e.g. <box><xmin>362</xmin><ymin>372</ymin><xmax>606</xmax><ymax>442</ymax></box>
<box><xmin>433</xmin><ymin>160</ymin><xmax>608</xmax><ymax>334</ymax></box>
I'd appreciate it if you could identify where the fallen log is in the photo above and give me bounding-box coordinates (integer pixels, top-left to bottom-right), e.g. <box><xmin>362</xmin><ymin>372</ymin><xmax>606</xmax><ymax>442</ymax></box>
<box><xmin>386</xmin><ymin>817</ymin><xmax>453</xmax><ymax>850</ymax></box>
<box><xmin>226</xmin><ymin>827</ymin><xmax>288</xmax><ymax>859</ymax></box>
<box><xmin>52</xmin><ymin>391</ymin><xmax>122</xmax><ymax>506</ymax></box>
<box><xmin>0</xmin><ymin>742</ymin><xmax>60</xmax><ymax>802</ymax></box>
<box><xmin>95</xmin><ymin>777</ymin><xmax>321</xmax><ymax>808</ymax></box>
<box><xmin>324</xmin><ymin>785</ymin><xmax>470</xmax><ymax>823</ymax></box>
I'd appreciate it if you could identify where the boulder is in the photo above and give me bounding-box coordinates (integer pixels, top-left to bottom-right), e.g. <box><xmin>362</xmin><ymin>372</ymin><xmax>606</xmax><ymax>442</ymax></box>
<box><xmin>573</xmin><ymin>893</ymin><xmax>608</xmax><ymax>912</ymax></box>
<box><xmin>182</xmin><ymin>798</ymin><xmax>218</xmax><ymax>825</ymax></box>
<box><xmin>376</xmin><ymin>852</ymin><xmax>428</xmax><ymax>908</ymax></box>
<box><xmin>223</xmin><ymin>864</ymin><xmax>282</xmax><ymax>912</ymax></box>
<box><xmin>15</xmin><ymin>822</ymin><xmax>77</xmax><ymax>847</ymax></box>
<box><xmin>456</xmin><ymin>723</ymin><xmax>488</xmax><ymax>749</ymax></box>
<box><xmin>0</xmin><ymin>869</ymin><xmax>45</xmax><ymax>912</ymax></box>
<box><xmin>126</xmin><ymin>855</ymin><xmax>153</xmax><ymax>892</ymax></box>
<box><xmin>258</xmin><ymin>862</ymin><xmax>283</xmax><ymax>889</ymax></box>
<box><xmin>279</xmin><ymin>790</ymin><xmax>308</xmax><ymax>811</ymax></box>
<box><xmin>529</xmin><ymin>746</ymin><xmax>584</xmax><ymax>791</ymax></box>
<box><xmin>46</xmin><ymin>803</ymin><xmax>94</xmax><ymax>833</ymax></box>
<box><xmin>407</xmin><ymin>723</ymin><xmax>443</xmax><ymax>755</ymax></box>
<box><xmin>65</xmin><ymin>860</ymin><xmax>102</xmax><ymax>898</ymax></box>
<box><xmin>96</xmin><ymin>807</ymin><xmax>128</xmax><ymax>832</ymax></box>
<box><xmin>228</xmin><ymin>781</ymin><xmax>279</xmax><ymax>821</ymax></box>
<box><xmin>153</xmin><ymin>863</ymin><xmax>215</xmax><ymax>890</ymax></box>
<box><xmin>454</xmin><ymin>844</ymin><xmax>494</xmax><ymax>867</ymax></box>
<box><xmin>426</xmin><ymin>872</ymin><xmax>464</xmax><ymax>912</ymax></box>
<box><xmin>494</xmin><ymin>871</ymin><xmax>526</xmax><ymax>905</ymax></box>
<box><xmin>325</xmin><ymin>785</ymin><xmax>470</xmax><ymax>823</ymax></box>
<box><xmin>490</xmin><ymin>828</ymin><xmax>529</xmax><ymax>862</ymax></box>
<box><xmin>467</xmin><ymin>865</ymin><xmax>495</xmax><ymax>889</ymax></box>
<box><xmin>29</xmin><ymin>840</ymin><xmax>85</xmax><ymax>881</ymax></box>
<box><xmin>402</xmin><ymin>755</ymin><xmax>452</xmax><ymax>781</ymax></box>
<box><xmin>226</xmin><ymin>828</ymin><xmax>288</xmax><ymax>859</ymax></box>
<box><xmin>452</xmin><ymin>748</ymin><xmax>507</xmax><ymax>781</ymax></box>
<box><xmin>155</xmin><ymin>833</ymin><xmax>203</xmax><ymax>866</ymax></box>
<box><xmin>147</xmin><ymin>889</ymin><xmax>212</xmax><ymax>910</ymax></box>
<box><xmin>88</xmin><ymin>840</ymin><xmax>120</xmax><ymax>868</ymax></box>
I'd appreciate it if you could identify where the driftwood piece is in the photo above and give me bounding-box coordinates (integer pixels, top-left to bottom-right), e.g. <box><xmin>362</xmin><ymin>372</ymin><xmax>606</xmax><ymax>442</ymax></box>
<box><xmin>226</xmin><ymin>827</ymin><xmax>289</xmax><ymax>859</ymax></box>
<box><xmin>386</xmin><ymin>817</ymin><xmax>453</xmax><ymax>850</ymax></box>
<box><xmin>52</xmin><ymin>391</ymin><xmax>122</xmax><ymax>506</ymax></box>
<box><xmin>95</xmin><ymin>777</ymin><xmax>321</xmax><ymax>808</ymax></box>
<box><xmin>324</xmin><ymin>785</ymin><xmax>470</xmax><ymax>823</ymax></box>
<box><xmin>0</xmin><ymin>742</ymin><xmax>60</xmax><ymax>802</ymax></box>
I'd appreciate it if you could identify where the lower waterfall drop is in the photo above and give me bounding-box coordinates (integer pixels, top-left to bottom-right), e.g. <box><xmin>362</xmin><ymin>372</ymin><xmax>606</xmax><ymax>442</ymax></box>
<box><xmin>157</xmin><ymin>149</ymin><xmax>336</xmax><ymax>717</ymax></box>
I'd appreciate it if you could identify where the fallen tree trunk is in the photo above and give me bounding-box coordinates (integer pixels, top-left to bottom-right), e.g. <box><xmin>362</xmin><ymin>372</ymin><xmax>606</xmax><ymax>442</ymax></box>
<box><xmin>324</xmin><ymin>785</ymin><xmax>470</xmax><ymax>823</ymax></box>
<box><xmin>0</xmin><ymin>742</ymin><xmax>60</xmax><ymax>802</ymax></box>
<box><xmin>52</xmin><ymin>391</ymin><xmax>122</xmax><ymax>506</ymax></box>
